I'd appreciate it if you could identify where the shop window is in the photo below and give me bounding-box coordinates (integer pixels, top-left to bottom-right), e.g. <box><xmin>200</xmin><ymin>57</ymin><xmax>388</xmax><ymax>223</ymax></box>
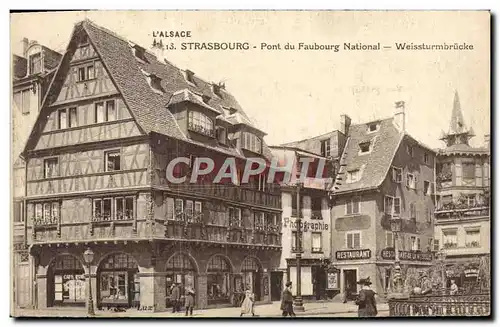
<box><xmin>99</xmin><ymin>253</ymin><xmax>139</xmax><ymax>308</ymax></box>
<box><xmin>207</xmin><ymin>255</ymin><xmax>232</xmax><ymax>305</ymax></box>
<box><xmin>165</xmin><ymin>253</ymin><xmax>196</xmax><ymax>307</ymax></box>
<box><xmin>241</xmin><ymin>257</ymin><xmax>262</xmax><ymax>300</ymax></box>
<box><xmin>51</xmin><ymin>255</ymin><xmax>85</xmax><ymax>306</ymax></box>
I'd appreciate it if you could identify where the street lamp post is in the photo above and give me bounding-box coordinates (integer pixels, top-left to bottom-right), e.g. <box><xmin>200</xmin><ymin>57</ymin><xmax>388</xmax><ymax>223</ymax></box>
<box><xmin>83</xmin><ymin>248</ymin><xmax>95</xmax><ymax>317</ymax></box>
<box><xmin>293</xmin><ymin>182</ymin><xmax>305</xmax><ymax>312</ymax></box>
<box><xmin>436</xmin><ymin>250</ymin><xmax>447</xmax><ymax>295</ymax></box>
<box><xmin>389</xmin><ymin>216</ymin><xmax>404</xmax><ymax>296</ymax></box>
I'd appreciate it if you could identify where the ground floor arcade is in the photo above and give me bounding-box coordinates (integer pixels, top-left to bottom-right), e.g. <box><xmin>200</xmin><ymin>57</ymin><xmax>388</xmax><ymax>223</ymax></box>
<box><xmin>25</xmin><ymin>241</ymin><xmax>281</xmax><ymax>312</ymax></box>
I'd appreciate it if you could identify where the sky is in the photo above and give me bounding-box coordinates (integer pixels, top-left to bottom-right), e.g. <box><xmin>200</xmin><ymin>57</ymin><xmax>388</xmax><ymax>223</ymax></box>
<box><xmin>10</xmin><ymin>11</ymin><xmax>490</xmax><ymax>149</ymax></box>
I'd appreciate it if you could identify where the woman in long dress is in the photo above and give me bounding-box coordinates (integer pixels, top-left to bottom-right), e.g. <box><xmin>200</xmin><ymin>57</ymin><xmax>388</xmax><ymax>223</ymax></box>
<box><xmin>355</xmin><ymin>277</ymin><xmax>378</xmax><ymax>317</ymax></box>
<box><xmin>240</xmin><ymin>289</ymin><xmax>256</xmax><ymax>316</ymax></box>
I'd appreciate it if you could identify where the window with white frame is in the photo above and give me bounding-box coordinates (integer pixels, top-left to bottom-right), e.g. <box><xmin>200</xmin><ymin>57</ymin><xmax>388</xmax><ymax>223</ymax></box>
<box><xmin>13</xmin><ymin>89</ymin><xmax>31</xmax><ymax>115</ymax></box>
<box><xmin>93</xmin><ymin>198</ymin><xmax>112</xmax><ymax>221</ymax></box>
<box><xmin>32</xmin><ymin>201</ymin><xmax>60</xmax><ymax>225</ymax></box>
<box><xmin>92</xmin><ymin>196</ymin><xmax>134</xmax><ymax>222</ymax></box>
<box><xmin>195</xmin><ymin>201</ymin><xmax>203</xmax><ymax>217</ymax></box>
<box><xmin>185</xmin><ymin>200</ymin><xmax>194</xmax><ymax>222</ymax></box>
<box><xmin>427</xmin><ymin>238</ymin><xmax>433</xmax><ymax>251</ymax></box>
<box><xmin>392</xmin><ymin>167</ymin><xmax>402</xmax><ymax>183</ymax></box>
<box><xmin>95</xmin><ymin>100</ymin><xmax>116</xmax><ymax>123</ymax></box>
<box><xmin>367</xmin><ymin>123</ymin><xmax>379</xmax><ymax>133</ymax></box>
<box><xmin>43</xmin><ymin>157</ymin><xmax>59</xmax><ymax>178</ymax></box>
<box><xmin>228</xmin><ymin>207</ymin><xmax>242</xmax><ymax>227</ymax></box>
<box><xmin>320</xmin><ymin>139</ymin><xmax>331</xmax><ymax>157</ymax></box>
<box><xmin>384</xmin><ymin>195</ymin><xmax>401</xmax><ymax>216</ymax></box>
<box><xmin>346</xmin><ymin>169</ymin><xmax>361</xmax><ymax>183</ymax></box>
<box><xmin>78</xmin><ymin>64</ymin><xmax>95</xmax><ymax>82</ymax></box>
<box><xmin>406</xmin><ymin>173</ymin><xmax>417</xmax><ymax>189</ymax></box>
<box><xmin>114</xmin><ymin>197</ymin><xmax>134</xmax><ymax>220</ymax></box>
<box><xmin>105</xmin><ymin>150</ymin><xmax>121</xmax><ymax>172</ymax></box>
<box><xmin>386</xmin><ymin>231</ymin><xmax>394</xmax><ymax>248</ymax></box>
<box><xmin>311</xmin><ymin>232</ymin><xmax>322</xmax><ymax>252</ymax></box>
<box><xmin>359</xmin><ymin>141</ymin><xmax>371</xmax><ymax>154</ymax></box>
<box><xmin>188</xmin><ymin>111</ymin><xmax>215</xmax><ymax>137</ymax></box>
<box><xmin>410</xmin><ymin>203</ymin><xmax>417</xmax><ymax>220</ymax></box>
<box><xmin>465</xmin><ymin>194</ymin><xmax>476</xmax><ymax>207</ymax></box>
<box><xmin>424</xmin><ymin>181</ymin><xmax>431</xmax><ymax>196</ymax></box>
<box><xmin>346</xmin><ymin>232</ymin><xmax>361</xmax><ymax>249</ymax></box>
<box><xmin>424</xmin><ymin>152</ymin><xmax>429</xmax><ymax>164</ymax></box>
<box><xmin>174</xmin><ymin>199</ymin><xmax>184</xmax><ymax>219</ymax></box>
<box><xmin>443</xmin><ymin>229</ymin><xmax>458</xmax><ymax>249</ymax></box>
<box><xmin>58</xmin><ymin>109</ymin><xmax>68</xmax><ymax>129</ymax></box>
<box><xmin>465</xmin><ymin>228</ymin><xmax>480</xmax><ymax>248</ymax></box>
<box><xmin>346</xmin><ymin>197</ymin><xmax>360</xmax><ymax>215</ymax></box>
<box><xmin>410</xmin><ymin>236</ymin><xmax>417</xmax><ymax>251</ymax></box>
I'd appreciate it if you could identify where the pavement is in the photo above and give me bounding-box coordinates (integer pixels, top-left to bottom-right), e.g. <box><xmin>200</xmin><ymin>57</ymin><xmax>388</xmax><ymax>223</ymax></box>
<box><xmin>12</xmin><ymin>301</ymin><xmax>389</xmax><ymax>318</ymax></box>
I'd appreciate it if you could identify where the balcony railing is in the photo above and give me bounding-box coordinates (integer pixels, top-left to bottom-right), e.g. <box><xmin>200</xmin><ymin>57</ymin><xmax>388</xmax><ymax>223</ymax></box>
<box><xmin>168</xmin><ymin>183</ymin><xmax>281</xmax><ymax>208</ymax></box>
<box><xmin>435</xmin><ymin>205</ymin><xmax>490</xmax><ymax>220</ymax></box>
<box><xmin>388</xmin><ymin>293</ymin><xmax>490</xmax><ymax>317</ymax></box>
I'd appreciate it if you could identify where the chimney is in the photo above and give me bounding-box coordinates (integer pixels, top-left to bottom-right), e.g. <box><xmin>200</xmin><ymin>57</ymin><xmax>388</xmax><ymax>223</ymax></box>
<box><xmin>393</xmin><ymin>100</ymin><xmax>406</xmax><ymax>133</ymax></box>
<box><xmin>340</xmin><ymin>114</ymin><xmax>351</xmax><ymax>135</ymax></box>
<box><xmin>22</xmin><ymin>37</ymin><xmax>29</xmax><ymax>57</ymax></box>
<box><xmin>484</xmin><ymin>134</ymin><xmax>490</xmax><ymax>147</ymax></box>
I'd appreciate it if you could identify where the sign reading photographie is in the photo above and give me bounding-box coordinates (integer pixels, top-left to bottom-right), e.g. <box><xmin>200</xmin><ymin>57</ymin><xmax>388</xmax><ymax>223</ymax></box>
<box><xmin>380</xmin><ymin>248</ymin><xmax>433</xmax><ymax>262</ymax></box>
<box><xmin>336</xmin><ymin>249</ymin><xmax>371</xmax><ymax>260</ymax></box>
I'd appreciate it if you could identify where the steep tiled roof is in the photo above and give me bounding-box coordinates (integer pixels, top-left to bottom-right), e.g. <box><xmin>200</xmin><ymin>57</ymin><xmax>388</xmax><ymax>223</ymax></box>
<box><xmin>332</xmin><ymin>118</ymin><xmax>403</xmax><ymax>194</ymax></box>
<box><xmin>24</xmin><ymin>19</ymin><xmax>271</xmax><ymax>161</ymax></box>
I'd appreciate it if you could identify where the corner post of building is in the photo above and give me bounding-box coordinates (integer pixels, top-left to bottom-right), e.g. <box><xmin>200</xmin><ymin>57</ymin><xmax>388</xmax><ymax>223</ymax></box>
<box><xmin>197</xmin><ymin>272</ymin><xmax>208</xmax><ymax>309</ymax></box>
<box><xmin>138</xmin><ymin>244</ymin><xmax>167</xmax><ymax>312</ymax></box>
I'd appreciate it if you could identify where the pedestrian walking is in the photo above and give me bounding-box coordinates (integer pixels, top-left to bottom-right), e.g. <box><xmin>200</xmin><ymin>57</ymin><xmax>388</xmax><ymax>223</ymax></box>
<box><xmin>280</xmin><ymin>281</ymin><xmax>295</xmax><ymax>317</ymax></box>
<box><xmin>449</xmin><ymin>279</ymin><xmax>458</xmax><ymax>295</ymax></box>
<box><xmin>171</xmin><ymin>283</ymin><xmax>181</xmax><ymax>313</ymax></box>
<box><xmin>185</xmin><ymin>287</ymin><xmax>195</xmax><ymax>316</ymax></box>
<box><xmin>240</xmin><ymin>289</ymin><xmax>256</xmax><ymax>317</ymax></box>
<box><xmin>355</xmin><ymin>277</ymin><xmax>378</xmax><ymax>317</ymax></box>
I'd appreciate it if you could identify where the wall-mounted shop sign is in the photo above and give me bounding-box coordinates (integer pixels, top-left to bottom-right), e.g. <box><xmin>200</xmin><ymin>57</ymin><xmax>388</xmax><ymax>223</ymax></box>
<box><xmin>380</xmin><ymin>248</ymin><xmax>433</xmax><ymax>262</ymax></box>
<box><xmin>336</xmin><ymin>249</ymin><xmax>371</xmax><ymax>260</ymax></box>
<box><xmin>283</xmin><ymin>217</ymin><xmax>329</xmax><ymax>231</ymax></box>
<box><xmin>464</xmin><ymin>268</ymin><xmax>479</xmax><ymax>278</ymax></box>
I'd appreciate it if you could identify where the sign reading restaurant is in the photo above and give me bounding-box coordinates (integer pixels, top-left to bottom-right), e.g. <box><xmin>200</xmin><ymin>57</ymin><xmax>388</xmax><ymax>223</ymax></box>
<box><xmin>336</xmin><ymin>249</ymin><xmax>371</xmax><ymax>260</ymax></box>
<box><xmin>380</xmin><ymin>248</ymin><xmax>433</xmax><ymax>262</ymax></box>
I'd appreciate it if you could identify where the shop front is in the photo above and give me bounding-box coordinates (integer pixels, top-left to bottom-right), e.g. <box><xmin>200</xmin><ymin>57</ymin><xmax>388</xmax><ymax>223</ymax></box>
<box><xmin>206</xmin><ymin>255</ymin><xmax>232</xmax><ymax>305</ymax></box>
<box><xmin>47</xmin><ymin>255</ymin><xmax>86</xmax><ymax>307</ymax></box>
<box><xmin>165</xmin><ymin>252</ymin><xmax>197</xmax><ymax>308</ymax></box>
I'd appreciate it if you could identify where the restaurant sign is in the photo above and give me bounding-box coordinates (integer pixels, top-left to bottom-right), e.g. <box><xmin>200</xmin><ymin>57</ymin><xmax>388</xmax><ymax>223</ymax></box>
<box><xmin>380</xmin><ymin>248</ymin><xmax>433</xmax><ymax>261</ymax></box>
<box><xmin>336</xmin><ymin>249</ymin><xmax>371</xmax><ymax>260</ymax></box>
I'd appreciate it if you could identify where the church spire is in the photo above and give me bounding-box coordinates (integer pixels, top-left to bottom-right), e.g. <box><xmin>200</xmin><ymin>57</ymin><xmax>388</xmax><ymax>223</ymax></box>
<box><xmin>440</xmin><ymin>90</ymin><xmax>474</xmax><ymax>147</ymax></box>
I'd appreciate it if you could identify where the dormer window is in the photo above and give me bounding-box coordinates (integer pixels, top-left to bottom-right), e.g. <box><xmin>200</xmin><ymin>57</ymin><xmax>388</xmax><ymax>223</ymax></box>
<box><xmin>367</xmin><ymin>122</ymin><xmax>379</xmax><ymax>133</ymax></box>
<box><xmin>80</xmin><ymin>34</ymin><xmax>89</xmax><ymax>45</ymax></box>
<box><xmin>320</xmin><ymin>139</ymin><xmax>331</xmax><ymax>157</ymax></box>
<box><xmin>346</xmin><ymin>169</ymin><xmax>361</xmax><ymax>183</ymax></box>
<box><xmin>242</xmin><ymin>132</ymin><xmax>262</xmax><ymax>154</ymax></box>
<box><xmin>183</xmin><ymin>69</ymin><xmax>196</xmax><ymax>85</ymax></box>
<box><xmin>216</xmin><ymin>127</ymin><xmax>227</xmax><ymax>145</ymax></box>
<box><xmin>130</xmin><ymin>42</ymin><xmax>148</xmax><ymax>62</ymax></box>
<box><xmin>202</xmin><ymin>95</ymin><xmax>211</xmax><ymax>104</ymax></box>
<box><xmin>140</xmin><ymin>69</ymin><xmax>163</xmax><ymax>94</ymax></box>
<box><xmin>359</xmin><ymin>141</ymin><xmax>371</xmax><ymax>154</ymax></box>
<box><xmin>188</xmin><ymin>111</ymin><xmax>215</xmax><ymax>137</ymax></box>
<box><xmin>212</xmin><ymin>83</ymin><xmax>224</xmax><ymax>98</ymax></box>
<box><xmin>29</xmin><ymin>52</ymin><xmax>41</xmax><ymax>75</ymax></box>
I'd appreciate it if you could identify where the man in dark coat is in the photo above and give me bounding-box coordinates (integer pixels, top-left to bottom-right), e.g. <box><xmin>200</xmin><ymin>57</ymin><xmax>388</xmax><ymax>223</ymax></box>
<box><xmin>171</xmin><ymin>283</ymin><xmax>181</xmax><ymax>313</ymax></box>
<box><xmin>280</xmin><ymin>281</ymin><xmax>295</xmax><ymax>317</ymax></box>
<box><xmin>355</xmin><ymin>277</ymin><xmax>378</xmax><ymax>317</ymax></box>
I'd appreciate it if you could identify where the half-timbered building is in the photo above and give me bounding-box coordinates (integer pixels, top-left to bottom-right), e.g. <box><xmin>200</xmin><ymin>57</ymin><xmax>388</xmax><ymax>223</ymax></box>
<box><xmin>21</xmin><ymin>20</ymin><xmax>282</xmax><ymax>312</ymax></box>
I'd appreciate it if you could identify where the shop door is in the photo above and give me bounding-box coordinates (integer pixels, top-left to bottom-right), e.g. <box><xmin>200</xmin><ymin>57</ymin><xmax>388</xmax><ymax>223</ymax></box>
<box><xmin>312</xmin><ymin>266</ymin><xmax>327</xmax><ymax>300</ymax></box>
<box><xmin>252</xmin><ymin>272</ymin><xmax>261</xmax><ymax>301</ymax></box>
<box><xmin>343</xmin><ymin>269</ymin><xmax>357</xmax><ymax>300</ymax></box>
<box><xmin>16</xmin><ymin>263</ymin><xmax>31</xmax><ymax>308</ymax></box>
<box><xmin>270</xmin><ymin>272</ymin><xmax>283</xmax><ymax>301</ymax></box>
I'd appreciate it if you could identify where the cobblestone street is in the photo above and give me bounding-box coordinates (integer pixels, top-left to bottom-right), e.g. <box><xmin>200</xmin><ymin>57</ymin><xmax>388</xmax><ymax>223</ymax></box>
<box><xmin>13</xmin><ymin>301</ymin><xmax>389</xmax><ymax>318</ymax></box>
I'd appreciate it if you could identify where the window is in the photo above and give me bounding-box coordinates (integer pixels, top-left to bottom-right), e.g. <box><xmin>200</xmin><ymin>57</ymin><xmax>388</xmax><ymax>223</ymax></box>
<box><xmin>78</xmin><ymin>64</ymin><xmax>95</xmax><ymax>82</ymax></box>
<box><xmin>311</xmin><ymin>197</ymin><xmax>322</xmax><ymax>219</ymax></box>
<box><xmin>346</xmin><ymin>232</ymin><xmax>361</xmax><ymax>249</ymax></box>
<box><xmin>31</xmin><ymin>201</ymin><xmax>60</xmax><ymax>225</ymax></box>
<box><xmin>441</xmin><ymin>195</ymin><xmax>453</xmax><ymax>208</ymax></box>
<box><xmin>13</xmin><ymin>201</ymin><xmax>24</xmax><ymax>223</ymax></box>
<box><xmin>185</xmin><ymin>200</ymin><xmax>194</xmax><ymax>222</ymax></box>
<box><xmin>367</xmin><ymin>123</ymin><xmax>378</xmax><ymax>133</ymax></box>
<box><xmin>359</xmin><ymin>142</ymin><xmax>371</xmax><ymax>153</ymax></box>
<box><xmin>426</xmin><ymin>208</ymin><xmax>432</xmax><ymax>223</ymax></box>
<box><xmin>406</xmin><ymin>173</ymin><xmax>417</xmax><ymax>189</ymax></box>
<box><xmin>68</xmin><ymin>107</ymin><xmax>78</xmax><ymax>128</ymax></box>
<box><xmin>216</xmin><ymin>127</ymin><xmax>227</xmax><ymax>145</ymax></box>
<box><xmin>424</xmin><ymin>152</ymin><xmax>429</xmax><ymax>164</ymax></box>
<box><xmin>346</xmin><ymin>197</ymin><xmax>360</xmax><ymax>215</ymax></box>
<box><xmin>320</xmin><ymin>139</ymin><xmax>331</xmax><ymax>157</ymax></box>
<box><xmin>188</xmin><ymin>111</ymin><xmax>215</xmax><ymax>137</ymax></box>
<box><xmin>99</xmin><ymin>253</ymin><xmax>139</xmax><ymax>304</ymax></box>
<box><xmin>424</xmin><ymin>181</ymin><xmax>431</xmax><ymax>196</ymax></box>
<box><xmin>392</xmin><ymin>167</ymin><xmax>402</xmax><ymax>183</ymax></box>
<box><xmin>427</xmin><ymin>238</ymin><xmax>433</xmax><ymax>251</ymax></box>
<box><xmin>206</xmin><ymin>255</ymin><xmax>231</xmax><ymax>305</ymax></box>
<box><xmin>417</xmin><ymin>238</ymin><xmax>421</xmax><ymax>251</ymax></box>
<box><xmin>95</xmin><ymin>100</ymin><xmax>116</xmax><ymax>123</ymax></box>
<box><xmin>443</xmin><ymin>229</ymin><xmax>458</xmax><ymax>249</ymax></box>
<box><xmin>115</xmin><ymin>197</ymin><xmax>134</xmax><ymax>220</ymax></box>
<box><xmin>407</xmin><ymin>145</ymin><xmax>414</xmax><ymax>157</ymax></box>
<box><xmin>465</xmin><ymin>228</ymin><xmax>480</xmax><ymax>248</ymax></box>
<box><xmin>51</xmin><ymin>255</ymin><xmax>85</xmax><ymax>304</ymax></box>
<box><xmin>228</xmin><ymin>207</ymin><xmax>241</xmax><ymax>227</ymax></box>
<box><xmin>410</xmin><ymin>236</ymin><xmax>417</xmax><ymax>251</ymax></box>
<box><xmin>254</xmin><ymin>211</ymin><xmax>265</xmax><ymax>228</ymax></box>
<box><xmin>174</xmin><ymin>199</ymin><xmax>184</xmax><ymax>219</ymax></box>
<box><xmin>242</xmin><ymin>132</ymin><xmax>262</xmax><ymax>154</ymax></box>
<box><xmin>462</xmin><ymin>162</ymin><xmax>476</xmax><ymax>180</ymax></box>
<box><xmin>410</xmin><ymin>203</ymin><xmax>417</xmax><ymax>220</ymax></box>
<box><xmin>346</xmin><ymin>169</ymin><xmax>361</xmax><ymax>183</ymax></box>
<box><xmin>437</xmin><ymin>162</ymin><xmax>452</xmax><ymax>182</ymax></box>
<box><xmin>58</xmin><ymin>109</ymin><xmax>67</xmax><ymax>129</ymax></box>
<box><xmin>311</xmin><ymin>232</ymin><xmax>322</xmax><ymax>252</ymax></box>
<box><xmin>465</xmin><ymin>194</ymin><xmax>476</xmax><ymax>207</ymax></box>
<box><xmin>195</xmin><ymin>201</ymin><xmax>203</xmax><ymax>216</ymax></box>
<box><xmin>105</xmin><ymin>150</ymin><xmax>121</xmax><ymax>172</ymax></box>
<box><xmin>43</xmin><ymin>157</ymin><xmax>58</xmax><ymax>178</ymax></box>
<box><xmin>386</xmin><ymin>232</ymin><xmax>394</xmax><ymax>248</ymax></box>
<box><xmin>29</xmin><ymin>52</ymin><xmax>41</xmax><ymax>75</ymax></box>
<box><xmin>384</xmin><ymin>196</ymin><xmax>401</xmax><ymax>215</ymax></box>
<box><xmin>13</xmin><ymin>90</ymin><xmax>31</xmax><ymax>114</ymax></box>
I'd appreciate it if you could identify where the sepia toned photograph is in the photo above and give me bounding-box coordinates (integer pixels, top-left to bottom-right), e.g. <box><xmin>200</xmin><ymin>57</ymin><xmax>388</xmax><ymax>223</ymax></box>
<box><xmin>10</xmin><ymin>10</ymin><xmax>491</xmax><ymax>318</ymax></box>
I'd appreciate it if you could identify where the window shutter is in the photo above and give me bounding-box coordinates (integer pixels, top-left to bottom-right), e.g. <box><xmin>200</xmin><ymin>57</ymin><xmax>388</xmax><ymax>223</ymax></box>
<box><xmin>354</xmin><ymin>233</ymin><xmax>361</xmax><ymax>248</ymax></box>
<box><xmin>346</xmin><ymin>200</ymin><xmax>352</xmax><ymax>214</ymax></box>
<box><xmin>347</xmin><ymin>233</ymin><xmax>353</xmax><ymax>248</ymax></box>
<box><xmin>321</xmin><ymin>141</ymin><xmax>326</xmax><ymax>156</ymax></box>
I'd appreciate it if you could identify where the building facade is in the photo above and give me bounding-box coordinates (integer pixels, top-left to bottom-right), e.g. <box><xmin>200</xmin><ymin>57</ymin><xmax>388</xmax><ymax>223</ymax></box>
<box><xmin>12</xmin><ymin>39</ymin><xmax>62</xmax><ymax>309</ymax></box>
<box><xmin>330</xmin><ymin>106</ymin><xmax>436</xmax><ymax>298</ymax></box>
<box><xmin>270</xmin><ymin>139</ymin><xmax>340</xmax><ymax>300</ymax></box>
<box><xmin>434</xmin><ymin>92</ymin><xmax>490</xmax><ymax>290</ymax></box>
<box><xmin>19</xmin><ymin>20</ymin><xmax>282</xmax><ymax>312</ymax></box>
